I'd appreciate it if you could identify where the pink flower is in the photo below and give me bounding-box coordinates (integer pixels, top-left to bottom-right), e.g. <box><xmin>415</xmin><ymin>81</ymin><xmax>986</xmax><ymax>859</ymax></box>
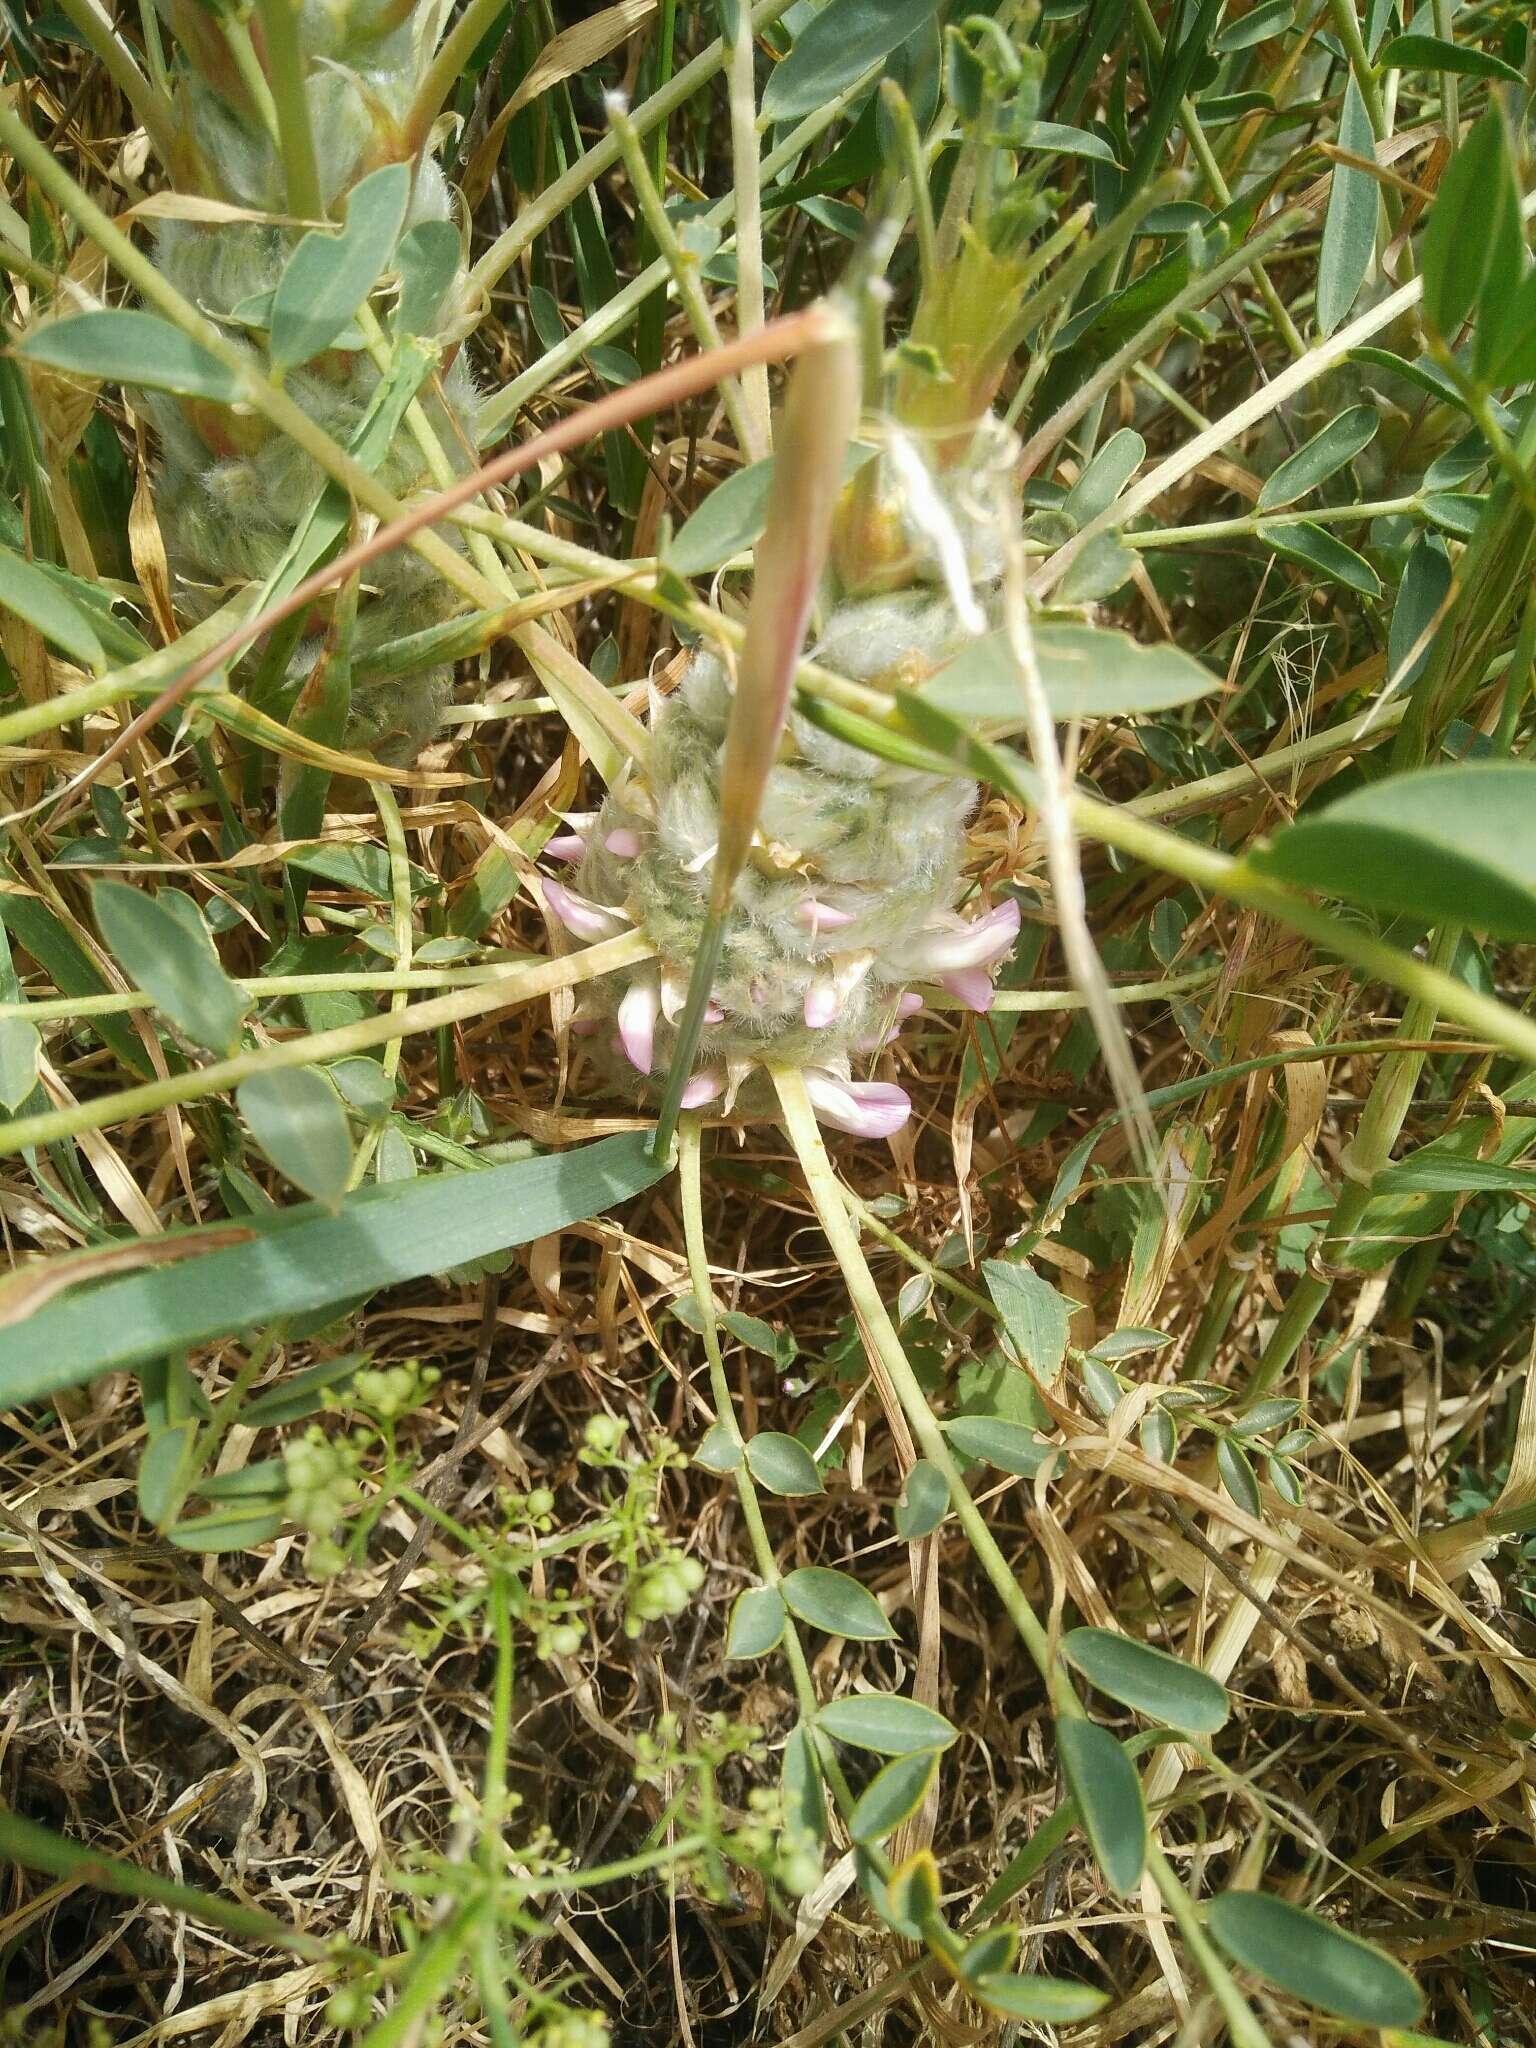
<box><xmin>617</xmin><ymin>977</ymin><xmax>659</xmax><ymax>1074</ymax></box>
<box><xmin>804</xmin><ymin>971</ymin><xmax>839</xmax><ymax>1029</ymax></box>
<box><xmin>544</xmin><ymin>832</ymin><xmax>587</xmax><ymax>863</ymax></box>
<box><xmin>542</xmin><ymin>879</ymin><xmax>628</xmax><ymax>942</ymax></box>
<box><xmin>802</xmin><ymin>949</ymin><xmax>874</xmax><ymax>1030</ymax></box>
<box><xmin>680</xmin><ymin>1068</ymin><xmax>724</xmax><ymax>1109</ymax></box>
<box><xmin>604</xmin><ymin>826</ymin><xmax>642</xmax><ymax>858</ymax></box>
<box><xmin>898</xmin><ymin>897</ymin><xmax>1020</xmax><ymax>976</ymax></box>
<box><xmin>795</xmin><ymin>897</ymin><xmax>857</xmax><ymax>934</ymax></box>
<box><xmin>942</xmin><ymin>966</ymin><xmax>998</xmax><ymax>1013</ymax></box>
<box><xmin>803</xmin><ymin>1069</ymin><xmax>912</xmax><ymax>1140</ymax></box>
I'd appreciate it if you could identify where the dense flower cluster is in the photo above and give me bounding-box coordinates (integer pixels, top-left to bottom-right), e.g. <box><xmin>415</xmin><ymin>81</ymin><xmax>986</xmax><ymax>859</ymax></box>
<box><xmin>542</xmin><ymin>431</ymin><xmax>1022</xmax><ymax>1141</ymax></box>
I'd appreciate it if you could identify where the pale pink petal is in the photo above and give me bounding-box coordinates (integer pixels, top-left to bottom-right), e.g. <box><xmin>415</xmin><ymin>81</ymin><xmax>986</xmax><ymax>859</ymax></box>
<box><xmin>680</xmin><ymin>1068</ymin><xmax>724</xmax><ymax>1109</ymax></box>
<box><xmin>544</xmin><ymin>832</ymin><xmax>587</xmax><ymax>863</ymax></box>
<box><xmin>895</xmin><ymin>991</ymin><xmax>924</xmax><ymax>1019</ymax></box>
<box><xmin>795</xmin><ymin>897</ymin><xmax>857</xmax><ymax>933</ymax></box>
<box><xmin>942</xmin><ymin>966</ymin><xmax>997</xmax><ymax>1013</ymax></box>
<box><xmin>542</xmin><ymin>879</ymin><xmax>627</xmax><ymax>942</ymax></box>
<box><xmin>660</xmin><ymin>969</ymin><xmax>689</xmax><ymax>1024</ymax></box>
<box><xmin>617</xmin><ymin>977</ymin><xmax>658</xmax><ymax>1074</ymax></box>
<box><xmin>899</xmin><ymin>897</ymin><xmax>1021</xmax><ymax>975</ymax></box>
<box><xmin>803</xmin><ymin>1070</ymin><xmax>912</xmax><ymax>1140</ymax></box>
<box><xmin>604</xmin><ymin>826</ymin><xmax>642</xmax><ymax>858</ymax></box>
<box><xmin>804</xmin><ymin>972</ymin><xmax>839</xmax><ymax>1029</ymax></box>
<box><xmin>703</xmin><ymin>999</ymin><xmax>725</xmax><ymax>1025</ymax></box>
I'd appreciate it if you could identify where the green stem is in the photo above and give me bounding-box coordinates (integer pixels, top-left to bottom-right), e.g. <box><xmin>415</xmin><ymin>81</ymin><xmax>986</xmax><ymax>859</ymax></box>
<box><xmin>1146</xmin><ymin>1846</ymin><xmax>1272</xmax><ymax>2048</ymax></box>
<box><xmin>1325</xmin><ymin>0</ymin><xmax>1391</xmax><ymax>142</ymax></box>
<box><xmin>770</xmin><ymin>1065</ymin><xmax>1071</xmax><ymax>1710</ymax></box>
<box><xmin>677</xmin><ymin>1120</ymin><xmax>862</xmax><ymax>1821</ymax></box>
<box><xmin>649</xmin><ymin>912</ymin><xmax>726</xmax><ymax>1169</ymax></box>
<box><xmin>402</xmin><ymin>0</ymin><xmax>509</xmax><ymax>157</ymax></box>
<box><xmin>726</xmin><ymin>0</ymin><xmax>771</xmax><ymax>457</ymax></box>
<box><xmin>53</xmin><ymin>0</ymin><xmax>181</xmax><ymax>169</ymax></box>
<box><xmin>254</xmin><ymin>0</ymin><xmax>324</xmax><ymax>220</ymax></box>
<box><xmin>605</xmin><ymin>100</ymin><xmax>762</xmax><ymax>460</ymax></box>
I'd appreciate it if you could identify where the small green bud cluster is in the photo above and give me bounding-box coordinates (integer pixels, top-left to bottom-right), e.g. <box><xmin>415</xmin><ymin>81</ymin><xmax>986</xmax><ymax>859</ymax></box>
<box><xmin>282</xmin><ymin>1422</ymin><xmax>363</xmax><ymax>1576</ymax></box>
<box><xmin>624</xmin><ymin>1550</ymin><xmax>706</xmax><ymax>1637</ymax></box>
<box><xmin>147</xmin><ymin>1</ymin><xmax>477</xmax><ymax>758</ymax></box>
<box><xmin>351</xmin><ymin>1359</ymin><xmax>439</xmax><ymax>1420</ymax></box>
<box><xmin>733</xmin><ymin>1788</ymin><xmax>823</xmax><ymax>1898</ymax></box>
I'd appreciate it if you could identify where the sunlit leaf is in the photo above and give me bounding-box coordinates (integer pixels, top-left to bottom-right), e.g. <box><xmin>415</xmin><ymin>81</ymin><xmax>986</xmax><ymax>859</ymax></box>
<box><xmin>237</xmin><ymin>1067</ymin><xmax>354</xmax><ymax>1210</ymax></box>
<box><xmin>726</xmin><ymin>1585</ymin><xmax>787</xmax><ymax>1658</ymax></box>
<box><xmin>782</xmin><ymin>1567</ymin><xmax>894</xmax><ymax>1640</ymax></box>
<box><xmin>746</xmin><ymin>1431</ymin><xmax>825</xmax><ymax>1497</ymax></box>
<box><xmin>19</xmin><ymin>310</ymin><xmax>244</xmax><ymax>402</ymax></box>
<box><xmin>93</xmin><ymin>881</ymin><xmax>250</xmax><ymax>1056</ymax></box>
<box><xmin>849</xmin><ymin>1749</ymin><xmax>939</xmax><ymax>1844</ymax></box>
<box><xmin>1207</xmin><ymin>1891</ymin><xmax>1424</xmax><ymax>2026</ymax></box>
<box><xmin>271</xmin><ymin>163</ymin><xmax>411</xmax><ymax>374</ymax></box>
<box><xmin>1248</xmin><ymin>762</ymin><xmax>1536</xmax><ymax>938</ymax></box>
<box><xmin>1056</xmin><ymin>1719</ymin><xmax>1146</xmax><ymax>1894</ymax></box>
<box><xmin>1062</xmin><ymin>1627</ymin><xmax>1230</xmax><ymax>1733</ymax></box>
<box><xmin>762</xmin><ymin>0</ymin><xmax>942</xmax><ymax>120</ymax></box>
<box><xmin>817</xmin><ymin>1693</ymin><xmax>958</xmax><ymax>1754</ymax></box>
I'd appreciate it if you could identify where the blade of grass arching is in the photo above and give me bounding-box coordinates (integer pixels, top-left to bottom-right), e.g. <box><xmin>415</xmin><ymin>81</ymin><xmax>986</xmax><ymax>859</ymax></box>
<box><xmin>1</xmin><ymin>1129</ymin><xmax>669</xmax><ymax>1402</ymax></box>
<box><xmin>0</xmin><ymin>928</ymin><xmax>655</xmax><ymax>1161</ymax></box>
<box><xmin>649</xmin><ymin>306</ymin><xmax>861</xmax><ymax>1162</ymax></box>
<box><xmin>0</xmin><ymin>1808</ymin><xmax>336</xmax><ymax>1959</ymax></box>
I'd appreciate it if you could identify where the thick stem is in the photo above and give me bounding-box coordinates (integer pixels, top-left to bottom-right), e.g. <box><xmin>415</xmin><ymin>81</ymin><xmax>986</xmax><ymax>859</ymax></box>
<box><xmin>254</xmin><ymin>0</ymin><xmax>323</xmax><ymax>219</ymax></box>
<box><xmin>677</xmin><ymin>1121</ymin><xmax>860</xmax><ymax>1818</ymax></box>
